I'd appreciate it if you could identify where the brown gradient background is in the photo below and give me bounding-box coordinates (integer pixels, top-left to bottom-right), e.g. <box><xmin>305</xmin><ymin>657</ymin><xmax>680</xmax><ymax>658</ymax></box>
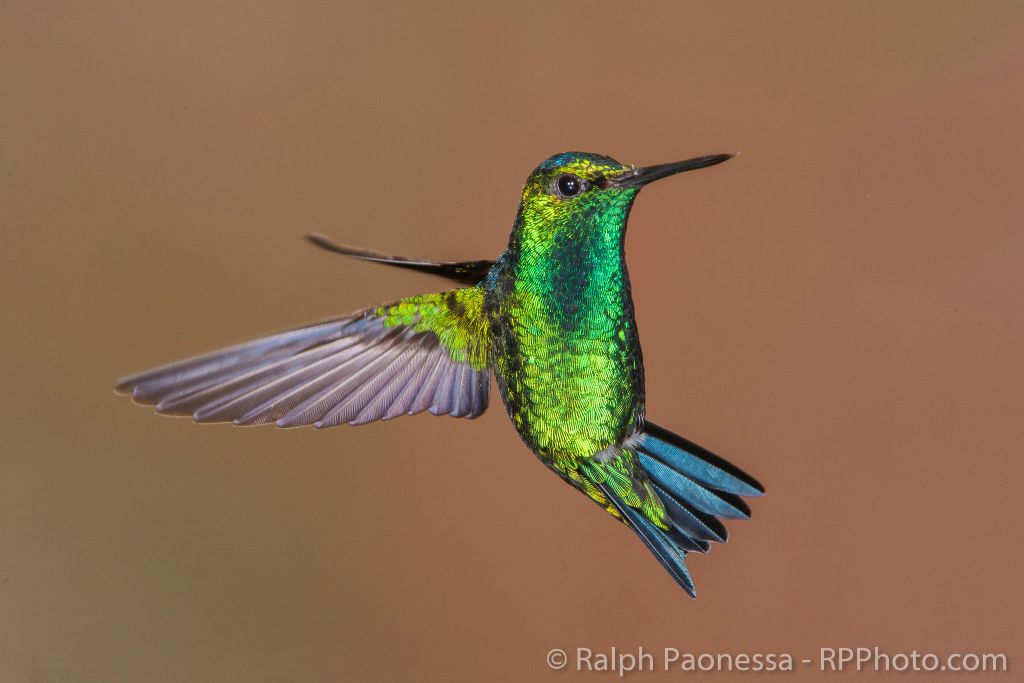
<box><xmin>2</xmin><ymin>2</ymin><xmax>1023</xmax><ymax>681</ymax></box>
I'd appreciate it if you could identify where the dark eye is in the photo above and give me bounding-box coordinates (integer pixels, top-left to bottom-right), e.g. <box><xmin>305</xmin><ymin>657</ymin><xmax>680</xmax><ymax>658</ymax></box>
<box><xmin>556</xmin><ymin>174</ymin><xmax>583</xmax><ymax>198</ymax></box>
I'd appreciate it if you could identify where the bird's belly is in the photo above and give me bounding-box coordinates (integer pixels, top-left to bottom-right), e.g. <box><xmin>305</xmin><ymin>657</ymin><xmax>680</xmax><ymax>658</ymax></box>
<box><xmin>494</xmin><ymin>327</ymin><xmax>644</xmax><ymax>462</ymax></box>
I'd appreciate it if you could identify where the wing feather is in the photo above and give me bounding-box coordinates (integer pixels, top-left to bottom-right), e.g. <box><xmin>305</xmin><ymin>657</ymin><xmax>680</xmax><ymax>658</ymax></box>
<box><xmin>116</xmin><ymin>287</ymin><xmax>492</xmax><ymax>428</ymax></box>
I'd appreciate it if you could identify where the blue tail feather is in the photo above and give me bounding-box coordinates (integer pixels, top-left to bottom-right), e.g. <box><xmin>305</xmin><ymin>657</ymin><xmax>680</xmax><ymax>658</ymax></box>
<box><xmin>638</xmin><ymin>422</ymin><xmax>765</xmax><ymax>497</ymax></box>
<box><xmin>624</xmin><ymin>421</ymin><xmax>763</xmax><ymax>595</ymax></box>
<box><xmin>651</xmin><ymin>481</ymin><xmax>729</xmax><ymax>543</ymax></box>
<box><xmin>605</xmin><ymin>489</ymin><xmax>697</xmax><ymax>598</ymax></box>
<box><xmin>638</xmin><ymin>452</ymin><xmax>752</xmax><ymax>519</ymax></box>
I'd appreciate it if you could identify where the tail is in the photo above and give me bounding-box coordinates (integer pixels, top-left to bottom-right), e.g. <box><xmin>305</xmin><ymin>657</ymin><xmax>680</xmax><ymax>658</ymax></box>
<box><xmin>613</xmin><ymin>422</ymin><xmax>765</xmax><ymax>597</ymax></box>
<box><xmin>606</xmin><ymin>493</ymin><xmax>699</xmax><ymax>597</ymax></box>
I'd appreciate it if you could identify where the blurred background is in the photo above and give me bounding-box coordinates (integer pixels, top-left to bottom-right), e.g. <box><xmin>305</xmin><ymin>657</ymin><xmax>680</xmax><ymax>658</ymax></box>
<box><xmin>2</xmin><ymin>1</ymin><xmax>1022</xmax><ymax>681</ymax></box>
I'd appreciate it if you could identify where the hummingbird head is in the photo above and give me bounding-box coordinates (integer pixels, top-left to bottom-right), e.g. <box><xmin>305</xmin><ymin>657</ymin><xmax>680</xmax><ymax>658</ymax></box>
<box><xmin>512</xmin><ymin>151</ymin><xmax>732</xmax><ymax>250</ymax></box>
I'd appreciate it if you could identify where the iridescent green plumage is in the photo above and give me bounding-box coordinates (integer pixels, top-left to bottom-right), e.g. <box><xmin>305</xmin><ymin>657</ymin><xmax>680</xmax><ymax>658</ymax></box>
<box><xmin>377</xmin><ymin>286</ymin><xmax>490</xmax><ymax>370</ymax></box>
<box><xmin>116</xmin><ymin>151</ymin><xmax>763</xmax><ymax>597</ymax></box>
<box><xmin>485</xmin><ymin>154</ymin><xmax>656</xmax><ymax>525</ymax></box>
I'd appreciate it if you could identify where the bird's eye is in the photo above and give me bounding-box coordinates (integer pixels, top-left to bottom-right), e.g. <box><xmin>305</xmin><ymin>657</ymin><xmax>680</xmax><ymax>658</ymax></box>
<box><xmin>556</xmin><ymin>174</ymin><xmax>584</xmax><ymax>198</ymax></box>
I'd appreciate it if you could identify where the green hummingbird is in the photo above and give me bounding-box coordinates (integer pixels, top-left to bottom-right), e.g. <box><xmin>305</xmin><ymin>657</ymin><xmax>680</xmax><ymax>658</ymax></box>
<box><xmin>116</xmin><ymin>151</ymin><xmax>764</xmax><ymax>596</ymax></box>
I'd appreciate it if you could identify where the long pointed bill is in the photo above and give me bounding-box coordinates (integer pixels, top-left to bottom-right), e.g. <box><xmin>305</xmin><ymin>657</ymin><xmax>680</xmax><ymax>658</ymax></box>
<box><xmin>605</xmin><ymin>154</ymin><xmax>733</xmax><ymax>190</ymax></box>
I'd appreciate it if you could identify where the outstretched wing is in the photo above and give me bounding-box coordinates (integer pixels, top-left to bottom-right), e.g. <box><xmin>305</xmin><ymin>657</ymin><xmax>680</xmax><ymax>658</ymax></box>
<box><xmin>115</xmin><ymin>286</ymin><xmax>491</xmax><ymax>428</ymax></box>
<box><xmin>306</xmin><ymin>233</ymin><xmax>496</xmax><ymax>286</ymax></box>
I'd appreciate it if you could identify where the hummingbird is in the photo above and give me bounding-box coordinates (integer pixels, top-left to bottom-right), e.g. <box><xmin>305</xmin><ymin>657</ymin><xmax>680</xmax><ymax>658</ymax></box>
<box><xmin>116</xmin><ymin>151</ymin><xmax>764</xmax><ymax>597</ymax></box>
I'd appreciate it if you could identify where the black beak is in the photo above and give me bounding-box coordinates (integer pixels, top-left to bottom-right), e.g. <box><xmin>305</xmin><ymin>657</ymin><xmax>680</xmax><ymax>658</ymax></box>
<box><xmin>605</xmin><ymin>154</ymin><xmax>733</xmax><ymax>190</ymax></box>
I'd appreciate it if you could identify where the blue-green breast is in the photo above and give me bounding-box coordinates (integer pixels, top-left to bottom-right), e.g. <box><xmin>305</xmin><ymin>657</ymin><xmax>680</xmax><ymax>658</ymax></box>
<box><xmin>485</xmin><ymin>215</ymin><xmax>646</xmax><ymax>465</ymax></box>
